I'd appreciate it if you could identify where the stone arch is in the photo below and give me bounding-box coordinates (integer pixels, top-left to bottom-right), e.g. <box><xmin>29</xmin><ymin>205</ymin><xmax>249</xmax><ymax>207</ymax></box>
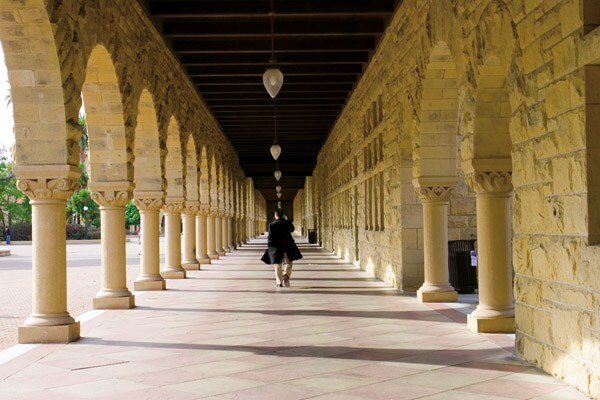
<box><xmin>0</xmin><ymin>1</ymin><xmax>76</xmax><ymax>166</ymax></box>
<box><xmin>185</xmin><ymin>135</ymin><xmax>199</xmax><ymax>203</ymax></box>
<box><xmin>412</xmin><ymin>42</ymin><xmax>459</xmax><ymax>182</ymax></box>
<box><xmin>82</xmin><ymin>45</ymin><xmax>129</xmax><ymax>183</ymax></box>
<box><xmin>209</xmin><ymin>152</ymin><xmax>219</xmax><ymax>209</ymax></box>
<box><xmin>164</xmin><ymin>117</ymin><xmax>184</xmax><ymax>199</ymax></box>
<box><xmin>199</xmin><ymin>145</ymin><xmax>210</xmax><ymax>206</ymax></box>
<box><xmin>133</xmin><ymin>89</ymin><xmax>163</xmax><ymax>192</ymax></box>
<box><xmin>217</xmin><ymin>162</ymin><xmax>225</xmax><ymax>211</ymax></box>
<box><xmin>461</xmin><ymin>56</ymin><xmax>512</xmax><ymax>163</ymax></box>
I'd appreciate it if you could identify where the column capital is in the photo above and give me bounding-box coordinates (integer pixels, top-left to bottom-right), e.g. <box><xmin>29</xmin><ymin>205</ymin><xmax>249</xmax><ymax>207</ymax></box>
<box><xmin>465</xmin><ymin>171</ymin><xmax>512</xmax><ymax>195</ymax></box>
<box><xmin>89</xmin><ymin>181</ymin><xmax>133</xmax><ymax>208</ymax></box>
<box><xmin>14</xmin><ymin>164</ymin><xmax>81</xmax><ymax>201</ymax></box>
<box><xmin>462</xmin><ymin>158</ymin><xmax>512</xmax><ymax>195</ymax></box>
<box><xmin>133</xmin><ymin>191</ymin><xmax>164</xmax><ymax>212</ymax></box>
<box><xmin>413</xmin><ymin>177</ymin><xmax>457</xmax><ymax>203</ymax></box>
<box><xmin>198</xmin><ymin>204</ymin><xmax>211</xmax><ymax>216</ymax></box>
<box><xmin>163</xmin><ymin>198</ymin><xmax>185</xmax><ymax>214</ymax></box>
<box><xmin>183</xmin><ymin>201</ymin><xmax>200</xmax><ymax>215</ymax></box>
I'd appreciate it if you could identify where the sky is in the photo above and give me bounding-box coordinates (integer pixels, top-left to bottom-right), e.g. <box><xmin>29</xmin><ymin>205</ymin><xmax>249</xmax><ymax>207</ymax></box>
<box><xmin>0</xmin><ymin>43</ymin><xmax>15</xmax><ymax>159</ymax></box>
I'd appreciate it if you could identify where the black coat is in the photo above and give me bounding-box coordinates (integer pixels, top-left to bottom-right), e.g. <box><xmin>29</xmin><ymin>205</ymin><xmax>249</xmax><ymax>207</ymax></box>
<box><xmin>260</xmin><ymin>218</ymin><xmax>303</xmax><ymax>264</ymax></box>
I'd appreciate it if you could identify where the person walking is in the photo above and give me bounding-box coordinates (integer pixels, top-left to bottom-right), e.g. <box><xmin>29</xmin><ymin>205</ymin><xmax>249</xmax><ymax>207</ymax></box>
<box><xmin>5</xmin><ymin>227</ymin><xmax>10</xmax><ymax>245</ymax></box>
<box><xmin>261</xmin><ymin>209</ymin><xmax>302</xmax><ymax>287</ymax></box>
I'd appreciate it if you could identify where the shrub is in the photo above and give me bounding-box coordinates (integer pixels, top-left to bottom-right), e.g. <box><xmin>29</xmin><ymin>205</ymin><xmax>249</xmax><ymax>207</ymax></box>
<box><xmin>66</xmin><ymin>224</ymin><xmax>86</xmax><ymax>240</ymax></box>
<box><xmin>87</xmin><ymin>230</ymin><xmax>101</xmax><ymax>240</ymax></box>
<box><xmin>7</xmin><ymin>222</ymin><xmax>32</xmax><ymax>241</ymax></box>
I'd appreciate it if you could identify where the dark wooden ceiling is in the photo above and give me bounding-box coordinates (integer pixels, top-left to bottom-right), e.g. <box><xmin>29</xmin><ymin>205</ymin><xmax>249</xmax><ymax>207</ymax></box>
<box><xmin>143</xmin><ymin>0</ymin><xmax>399</xmax><ymax>202</ymax></box>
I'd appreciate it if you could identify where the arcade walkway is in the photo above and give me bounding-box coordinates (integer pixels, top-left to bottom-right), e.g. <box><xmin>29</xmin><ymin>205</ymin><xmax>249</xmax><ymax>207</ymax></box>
<box><xmin>0</xmin><ymin>239</ymin><xmax>587</xmax><ymax>400</ymax></box>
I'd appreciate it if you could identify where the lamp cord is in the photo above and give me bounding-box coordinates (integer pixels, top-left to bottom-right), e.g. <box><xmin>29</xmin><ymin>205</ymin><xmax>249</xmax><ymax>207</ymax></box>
<box><xmin>273</xmin><ymin>98</ymin><xmax>278</xmax><ymax>143</ymax></box>
<box><xmin>270</xmin><ymin>0</ymin><xmax>275</xmax><ymax>64</ymax></box>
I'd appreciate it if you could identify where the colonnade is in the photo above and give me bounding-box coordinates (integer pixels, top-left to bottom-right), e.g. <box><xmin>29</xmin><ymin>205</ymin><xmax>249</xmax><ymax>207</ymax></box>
<box><xmin>15</xmin><ymin>169</ymin><xmax>265</xmax><ymax>344</ymax></box>
<box><xmin>412</xmin><ymin>162</ymin><xmax>514</xmax><ymax>333</ymax></box>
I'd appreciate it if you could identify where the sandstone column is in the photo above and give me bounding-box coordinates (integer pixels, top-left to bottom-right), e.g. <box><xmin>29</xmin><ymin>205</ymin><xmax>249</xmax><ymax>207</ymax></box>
<box><xmin>90</xmin><ymin>183</ymin><xmax>135</xmax><ymax>309</ymax></box>
<box><xmin>221</xmin><ymin>212</ymin><xmax>229</xmax><ymax>253</ymax></box>
<box><xmin>228</xmin><ymin>215</ymin><xmax>235</xmax><ymax>250</ymax></box>
<box><xmin>215</xmin><ymin>211</ymin><xmax>225</xmax><ymax>256</ymax></box>
<box><xmin>181</xmin><ymin>202</ymin><xmax>200</xmax><ymax>270</ymax></box>
<box><xmin>196</xmin><ymin>206</ymin><xmax>211</xmax><ymax>264</ymax></box>
<box><xmin>414</xmin><ymin>179</ymin><xmax>458</xmax><ymax>302</ymax></box>
<box><xmin>133</xmin><ymin>193</ymin><xmax>166</xmax><ymax>290</ymax></box>
<box><xmin>231</xmin><ymin>215</ymin><xmax>238</xmax><ymax>248</ymax></box>
<box><xmin>15</xmin><ymin>166</ymin><xmax>81</xmax><ymax>343</ymax></box>
<box><xmin>465</xmin><ymin>165</ymin><xmax>514</xmax><ymax>333</ymax></box>
<box><xmin>162</xmin><ymin>200</ymin><xmax>186</xmax><ymax>278</ymax></box>
<box><xmin>207</xmin><ymin>210</ymin><xmax>219</xmax><ymax>259</ymax></box>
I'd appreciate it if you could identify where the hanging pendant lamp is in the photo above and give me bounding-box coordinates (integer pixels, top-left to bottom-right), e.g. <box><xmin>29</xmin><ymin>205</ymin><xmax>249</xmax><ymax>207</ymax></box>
<box><xmin>276</xmin><ymin>185</ymin><xmax>282</xmax><ymax>193</ymax></box>
<box><xmin>263</xmin><ymin>68</ymin><xmax>283</xmax><ymax>98</ymax></box>
<box><xmin>274</xmin><ymin>169</ymin><xmax>282</xmax><ymax>181</ymax></box>
<box><xmin>270</xmin><ymin>113</ymin><xmax>281</xmax><ymax>160</ymax></box>
<box><xmin>263</xmin><ymin>0</ymin><xmax>283</xmax><ymax>98</ymax></box>
<box><xmin>276</xmin><ymin>192</ymin><xmax>282</xmax><ymax>198</ymax></box>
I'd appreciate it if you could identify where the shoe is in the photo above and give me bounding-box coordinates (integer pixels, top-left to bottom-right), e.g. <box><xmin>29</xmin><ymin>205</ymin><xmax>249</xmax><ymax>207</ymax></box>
<box><xmin>283</xmin><ymin>274</ymin><xmax>290</xmax><ymax>287</ymax></box>
<box><xmin>276</xmin><ymin>283</ymin><xmax>283</xmax><ymax>288</ymax></box>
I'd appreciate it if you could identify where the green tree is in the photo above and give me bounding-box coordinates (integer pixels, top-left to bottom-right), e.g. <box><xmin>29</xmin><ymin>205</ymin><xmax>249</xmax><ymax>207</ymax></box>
<box><xmin>66</xmin><ymin>188</ymin><xmax>100</xmax><ymax>228</ymax></box>
<box><xmin>0</xmin><ymin>157</ymin><xmax>30</xmax><ymax>230</ymax></box>
<box><xmin>125</xmin><ymin>201</ymin><xmax>140</xmax><ymax>226</ymax></box>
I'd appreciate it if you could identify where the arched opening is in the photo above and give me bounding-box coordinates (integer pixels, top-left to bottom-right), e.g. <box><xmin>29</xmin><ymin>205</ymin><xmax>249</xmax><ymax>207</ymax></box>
<box><xmin>165</xmin><ymin>117</ymin><xmax>184</xmax><ymax>200</ymax></box>
<box><xmin>185</xmin><ymin>136</ymin><xmax>199</xmax><ymax>204</ymax></box>
<box><xmin>584</xmin><ymin>0</ymin><xmax>600</xmax><ymax>34</ymax></box>
<box><xmin>461</xmin><ymin>56</ymin><xmax>515</xmax><ymax>334</ymax></box>
<box><xmin>586</xmin><ymin>63</ymin><xmax>600</xmax><ymax>244</ymax></box>
<box><xmin>133</xmin><ymin>90</ymin><xmax>163</xmax><ymax>192</ymax></box>
<box><xmin>131</xmin><ymin>89</ymin><xmax>165</xmax><ymax>291</ymax></box>
<box><xmin>199</xmin><ymin>146</ymin><xmax>210</xmax><ymax>207</ymax></box>
<box><xmin>82</xmin><ymin>45</ymin><xmax>129</xmax><ymax>184</ymax></box>
<box><xmin>0</xmin><ymin>42</ymin><xmax>14</xmax><ymax>157</ymax></box>
<box><xmin>411</xmin><ymin>41</ymin><xmax>467</xmax><ymax>302</ymax></box>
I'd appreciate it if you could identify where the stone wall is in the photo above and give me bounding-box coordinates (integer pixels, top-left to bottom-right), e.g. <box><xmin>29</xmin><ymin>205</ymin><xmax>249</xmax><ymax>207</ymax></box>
<box><xmin>309</xmin><ymin>0</ymin><xmax>600</xmax><ymax>396</ymax></box>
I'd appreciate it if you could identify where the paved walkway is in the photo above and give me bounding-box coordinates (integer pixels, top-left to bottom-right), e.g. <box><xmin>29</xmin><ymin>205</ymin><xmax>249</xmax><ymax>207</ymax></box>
<box><xmin>0</xmin><ymin>238</ymin><xmax>589</xmax><ymax>399</ymax></box>
<box><xmin>0</xmin><ymin>238</ymin><xmax>145</xmax><ymax>350</ymax></box>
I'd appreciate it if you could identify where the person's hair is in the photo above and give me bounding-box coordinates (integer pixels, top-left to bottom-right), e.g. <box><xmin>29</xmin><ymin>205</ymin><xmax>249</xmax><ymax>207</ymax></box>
<box><xmin>275</xmin><ymin>208</ymin><xmax>285</xmax><ymax>218</ymax></box>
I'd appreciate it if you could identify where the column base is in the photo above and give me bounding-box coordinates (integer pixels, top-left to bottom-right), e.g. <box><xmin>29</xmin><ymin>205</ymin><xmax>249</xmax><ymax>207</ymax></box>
<box><xmin>468</xmin><ymin>313</ymin><xmax>515</xmax><ymax>333</ymax></box>
<box><xmin>161</xmin><ymin>269</ymin><xmax>186</xmax><ymax>279</ymax></box>
<box><xmin>181</xmin><ymin>260</ymin><xmax>199</xmax><ymax>270</ymax></box>
<box><xmin>417</xmin><ymin>288</ymin><xmax>458</xmax><ymax>303</ymax></box>
<box><xmin>18</xmin><ymin>322</ymin><xmax>80</xmax><ymax>344</ymax></box>
<box><xmin>208</xmin><ymin>253</ymin><xmax>219</xmax><ymax>260</ymax></box>
<box><xmin>196</xmin><ymin>257</ymin><xmax>211</xmax><ymax>265</ymax></box>
<box><xmin>134</xmin><ymin>279</ymin><xmax>166</xmax><ymax>291</ymax></box>
<box><xmin>217</xmin><ymin>250</ymin><xmax>225</xmax><ymax>256</ymax></box>
<box><xmin>93</xmin><ymin>295</ymin><xmax>135</xmax><ymax>309</ymax></box>
<box><xmin>183</xmin><ymin>262</ymin><xmax>200</xmax><ymax>271</ymax></box>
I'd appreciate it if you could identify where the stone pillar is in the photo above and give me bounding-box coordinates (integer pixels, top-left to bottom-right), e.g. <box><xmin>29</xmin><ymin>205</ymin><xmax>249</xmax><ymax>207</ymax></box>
<box><xmin>414</xmin><ymin>179</ymin><xmax>458</xmax><ymax>303</ymax></box>
<box><xmin>207</xmin><ymin>211</ymin><xmax>219</xmax><ymax>259</ymax></box>
<box><xmin>162</xmin><ymin>200</ymin><xmax>186</xmax><ymax>279</ymax></box>
<box><xmin>14</xmin><ymin>166</ymin><xmax>81</xmax><ymax>343</ymax></box>
<box><xmin>228</xmin><ymin>216</ymin><xmax>235</xmax><ymax>250</ymax></box>
<box><xmin>215</xmin><ymin>212</ymin><xmax>225</xmax><ymax>256</ymax></box>
<box><xmin>90</xmin><ymin>184</ymin><xmax>135</xmax><ymax>309</ymax></box>
<box><xmin>221</xmin><ymin>213</ymin><xmax>229</xmax><ymax>253</ymax></box>
<box><xmin>229</xmin><ymin>216</ymin><xmax>239</xmax><ymax>251</ymax></box>
<box><xmin>133</xmin><ymin>193</ymin><xmax>166</xmax><ymax>291</ymax></box>
<box><xmin>196</xmin><ymin>206</ymin><xmax>211</xmax><ymax>264</ymax></box>
<box><xmin>181</xmin><ymin>202</ymin><xmax>200</xmax><ymax>270</ymax></box>
<box><xmin>465</xmin><ymin>166</ymin><xmax>515</xmax><ymax>333</ymax></box>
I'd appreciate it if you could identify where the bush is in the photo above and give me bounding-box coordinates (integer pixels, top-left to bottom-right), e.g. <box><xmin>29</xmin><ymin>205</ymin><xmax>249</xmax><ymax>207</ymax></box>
<box><xmin>87</xmin><ymin>230</ymin><xmax>101</xmax><ymax>240</ymax></box>
<box><xmin>66</xmin><ymin>224</ymin><xmax>86</xmax><ymax>240</ymax></box>
<box><xmin>7</xmin><ymin>222</ymin><xmax>32</xmax><ymax>241</ymax></box>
